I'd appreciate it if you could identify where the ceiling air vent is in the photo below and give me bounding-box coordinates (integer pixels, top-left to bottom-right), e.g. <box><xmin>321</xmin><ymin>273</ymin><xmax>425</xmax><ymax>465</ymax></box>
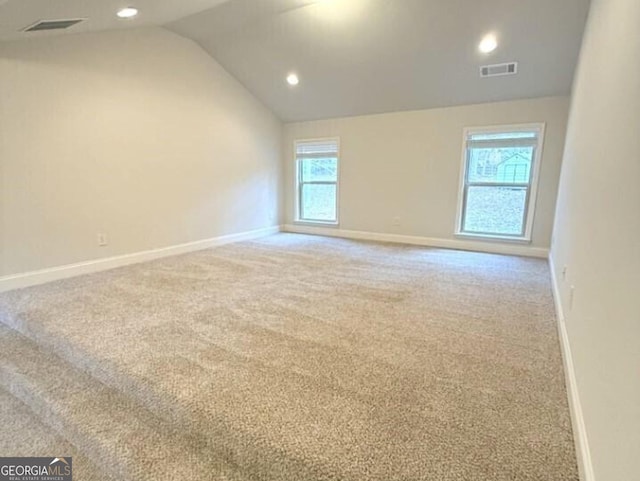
<box><xmin>23</xmin><ymin>19</ymin><xmax>85</xmax><ymax>32</ymax></box>
<box><xmin>480</xmin><ymin>62</ymin><xmax>518</xmax><ymax>78</ymax></box>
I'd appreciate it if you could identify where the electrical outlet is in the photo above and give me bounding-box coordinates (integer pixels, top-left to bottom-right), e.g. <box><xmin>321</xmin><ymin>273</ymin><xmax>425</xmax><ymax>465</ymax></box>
<box><xmin>97</xmin><ymin>233</ymin><xmax>108</xmax><ymax>247</ymax></box>
<box><xmin>392</xmin><ymin>216</ymin><xmax>401</xmax><ymax>227</ymax></box>
<box><xmin>562</xmin><ymin>266</ymin><xmax>568</xmax><ymax>281</ymax></box>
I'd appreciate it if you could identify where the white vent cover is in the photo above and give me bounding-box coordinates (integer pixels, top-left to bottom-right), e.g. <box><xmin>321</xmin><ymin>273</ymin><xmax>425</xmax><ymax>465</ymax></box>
<box><xmin>23</xmin><ymin>19</ymin><xmax>85</xmax><ymax>32</ymax></box>
<box><xmin>480</xmin><ymin>62</ymin><xmax>518</xmax><ymax>78</ymax></box>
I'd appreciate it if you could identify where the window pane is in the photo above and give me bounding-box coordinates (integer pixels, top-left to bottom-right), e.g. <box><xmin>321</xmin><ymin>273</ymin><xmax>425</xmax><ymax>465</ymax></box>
<box><xmin>467</xmin><ymin>146</ymin><xmax>533</xmax><ymax>184</ymax></box>
<box><xmin>301</xmin><ymin>184</ymin><xmax>337</xmax><ymax>221</ymax></box>
<box><xmin>300</xmin><ymin>158</ymin><xmax>338</xmax><ymax>182</ymax></box>
<box><xmin>463</xmin><ymin>186</ymin><xmax>527</xmax><ymax>236</ymax></box>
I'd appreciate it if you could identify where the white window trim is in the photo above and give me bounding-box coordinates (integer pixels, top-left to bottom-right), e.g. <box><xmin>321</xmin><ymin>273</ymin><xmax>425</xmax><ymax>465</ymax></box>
<box><xmin>294</xmin><ymin>137</ymin><xmax>341</xmax><ymax>226</ymax></box>
<box><xmin>454</xmin><ymin>122</ymin><xmax>546</xmax><ymax>243</ymax></box>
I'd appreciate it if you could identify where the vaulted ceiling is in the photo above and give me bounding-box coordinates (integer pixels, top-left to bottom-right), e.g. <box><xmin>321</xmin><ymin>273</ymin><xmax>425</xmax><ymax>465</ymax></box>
<box><xmin>168</xmin><ymin>0</ymin><xmax>590</xmax><ymax>121</ymax></box>
<box><xmin>1</xmin><ymin>0</ymin><xmax>591</xmax><ymax>122</ymax></box>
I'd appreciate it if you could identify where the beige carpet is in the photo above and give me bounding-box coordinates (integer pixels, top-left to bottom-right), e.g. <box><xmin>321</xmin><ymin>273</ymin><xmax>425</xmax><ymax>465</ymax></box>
<box><xmin>0</xmin><ymin>389</ymin><xmax>113</xmax><ymax>481</ymax></box>
<box><xmin>0</xmin><ymin>233</ymin><xmax>578</xmax><ymax>480</ymax></box>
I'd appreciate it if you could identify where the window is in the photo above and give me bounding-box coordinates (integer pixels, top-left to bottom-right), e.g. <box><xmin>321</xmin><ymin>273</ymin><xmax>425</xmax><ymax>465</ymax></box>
<box><xmin>456</xmin><ymin>124</ymin><xmax>545</xmax><ymax>240</ymax></box>
<box><xmin>295</xmin><ymin>139</ymin><xmax>339</xmax><ymax>224</ymax></box>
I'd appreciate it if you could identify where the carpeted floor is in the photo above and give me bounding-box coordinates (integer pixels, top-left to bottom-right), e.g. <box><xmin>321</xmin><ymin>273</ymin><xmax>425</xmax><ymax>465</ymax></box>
<box><xmin>0</xmin><ymin>389</ymin><xmax>113</xmax><ymax>481</ymax></box>
<box><xmin>0</xmin><ymin>233</ymin><xmax>577</xmax><ymax>480</ymax></box>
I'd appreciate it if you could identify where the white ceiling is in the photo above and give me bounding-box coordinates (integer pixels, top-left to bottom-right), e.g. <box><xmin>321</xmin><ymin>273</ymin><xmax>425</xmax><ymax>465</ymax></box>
<box><xmin>0</xmin><ymin>0</ymin><xmax>230</xmax><ymax>42</ymax></box>
<box><xmin>0</xmin><ymin>0</ymin><xmax>590</xmax><ymax>122</ymax></box>
<box><xmin>168</xmin><ymin>0</ymin><xmax>591</xmax><ymax>121</ymax></box>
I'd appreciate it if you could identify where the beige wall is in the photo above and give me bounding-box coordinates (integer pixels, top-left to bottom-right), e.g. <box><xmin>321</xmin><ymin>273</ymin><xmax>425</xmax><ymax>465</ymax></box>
<box><xmin>551</xmin><ymin>0</ymin><xmax>640</xmax><ymax>479</ymax></box>
<box><xmin>284</xmin><ymin>96</ymin><xmax>569</xmax><ymax>252</ymax></box>
<box><xmin>0</xmin><ymin>27</ymin><xmax>282</xmax><ymax>277</ymax></box>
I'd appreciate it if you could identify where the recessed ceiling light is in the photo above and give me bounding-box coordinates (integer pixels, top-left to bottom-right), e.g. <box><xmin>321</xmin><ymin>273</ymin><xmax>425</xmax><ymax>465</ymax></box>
<box><xmin>479</xmin><ymin>34</ymin><xmax>498</xmax><ymax>54</ymax></box>
<box><xmin>117</xmin><ymin>7</ymin><xmax>138</xmax><ymax>19</ymax></box>
<box><xmin>286</xmin><ymin>73</ymin><xmax>299</xmax><ymax>86</ymax></box>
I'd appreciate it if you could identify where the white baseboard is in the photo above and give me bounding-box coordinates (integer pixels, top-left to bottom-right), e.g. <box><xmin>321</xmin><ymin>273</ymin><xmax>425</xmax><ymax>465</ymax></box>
<box><xmin>0</xmin><ymin>226</ymin><xmax>281</xmax><ymax>293</ymax></box>
<box><xmin>284</xmin><ymin>224</ymin><xmax>549</xmax><ymax>258</ymax></box>
<box><xmin>549</xmin><ymin>254</ymin><xmax>595</xmax><ymax>481</ymax></box>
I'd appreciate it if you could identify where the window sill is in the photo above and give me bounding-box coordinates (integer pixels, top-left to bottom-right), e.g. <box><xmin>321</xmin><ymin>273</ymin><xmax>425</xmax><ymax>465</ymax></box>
<box><xmin>294</xmin><ymin>220</ymin><xmax>340</xmax><ymax>228</ymax></box>
<box><xmin>455</xmin><ymin>232</ymin><xmax>532</xmax><ymax>244</ymax></box>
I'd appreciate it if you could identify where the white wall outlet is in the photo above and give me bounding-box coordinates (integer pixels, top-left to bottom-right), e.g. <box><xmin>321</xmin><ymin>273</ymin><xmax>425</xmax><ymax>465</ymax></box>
<box><xmin>562</xmin><ymin>265</ymin><xmax>568</xmax><ymax>281</ymax></box>
<box><xmin>97</xmin><ymin>233</ymin><xmax>108</xmax><ymax>247</ymax></box>
<box><xmin>392</xmin><ymin>216</ymin><xmax>401</xmax><ymax>227</ymax></box>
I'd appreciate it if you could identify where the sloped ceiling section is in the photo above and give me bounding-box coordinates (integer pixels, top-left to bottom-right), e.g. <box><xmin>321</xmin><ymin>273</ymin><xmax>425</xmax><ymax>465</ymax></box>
<box><xmin>169</xmin><ymin>0</ymin><xmax>591</xmax><ymax>122</ymax></box>
<box><xmin>0</xmin><ymin>0</ymin><xmax>231</xmax><ymax>41</ymax></box>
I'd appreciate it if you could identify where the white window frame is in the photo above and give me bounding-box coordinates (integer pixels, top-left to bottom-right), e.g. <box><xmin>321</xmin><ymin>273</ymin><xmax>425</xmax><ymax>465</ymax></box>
<box><xmin>294</xmin><ymin>137</ymin><xmax>340</xmax><ymax>226</ymax></box>
<box><xmin>455</xmin><ymin>123</ymin><xmax>546</xmax><ymax>242</ymax></box>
